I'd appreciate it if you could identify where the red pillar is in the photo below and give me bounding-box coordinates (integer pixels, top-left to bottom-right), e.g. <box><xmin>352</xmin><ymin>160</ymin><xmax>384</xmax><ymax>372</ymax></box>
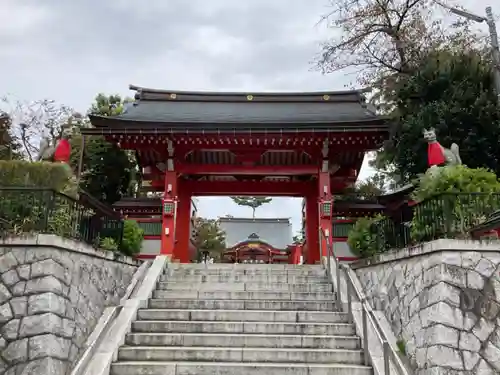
<box><xmin>318</xmin><ymin>171</ymin><xmax>333</xmax><ymax>259</ymax></box>
<box><xmin>174</xmin><ymin>184</ymin><xmax>192</xmax><ymax>263</ymax></box>
<box><xmin>305</xmin><ymin>193</ymin><xmax>319</xmax><ymax>264</ymax></box>
<box><xmin>161</xmin><ymin>171</ymin><xmax>178</xmax><ymax>257</ymax></box>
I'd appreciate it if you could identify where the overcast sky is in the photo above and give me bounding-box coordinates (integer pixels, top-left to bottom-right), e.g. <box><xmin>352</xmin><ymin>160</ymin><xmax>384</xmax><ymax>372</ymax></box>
<box><xmin>1</xmin><ymin>0</ymin><xmax>495</xmax><ymax>235</ymax></box>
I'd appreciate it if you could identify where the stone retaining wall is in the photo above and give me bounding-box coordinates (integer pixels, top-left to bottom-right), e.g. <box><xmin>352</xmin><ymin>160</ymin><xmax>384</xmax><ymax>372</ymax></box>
<box><xmin>0</xmin><ymin>235</ymin><xmax>139</xmax><ymax>375</ymax></box>
<box><xmin>352</xmin><ymin>239</ymin><xmax>500</xmax><ymax>375</ymax></box>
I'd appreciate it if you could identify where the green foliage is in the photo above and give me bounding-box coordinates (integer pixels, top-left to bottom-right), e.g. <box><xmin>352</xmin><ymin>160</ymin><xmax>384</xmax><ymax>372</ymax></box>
<box><xmin>292</xmin><ymin>231</ymin><xmax>304</xmax><ymax>244</ymax></box>
<box><xmin>71</xmin><ymin>133</ymin><xmax>133</xmax><ymax>204</ymax></box>
<box><xmin>100</xmin><ymin>237</ymin><xmax>119</xmax><ymax>251</ymax></box>
<box><xmin>0</xmin><ymin>188</ymin><xmax>87</xmax><ymax>240</ymax></box>
<box><xmin>396</xmin><ymin>339</ymin><xmax>407</xmax><ymax>356</ymax></box>
<box><xmin>90</xmin><ymin>94</ymin><xmax>133</xmax><ymax>116</ymax></box>
<box><xmin>192</xmin><ymin>218</ymin><xmax>226</xmax><ymax>261</ymax></box>
<box><xmin>410</xmin><ymin>166</ymin><xmax>500</xmax><ymax>242</ymax></box>
<box><xmin>230</xmin><ymin>196</ymin><xmax>272</xmax><ymax>218</ymax></box>
<box><xmin>381</xmin><ymin>50</ymin><xmax>500</xmax><ymax>181</ymax></box>
<box><xmin>119</xmin><ymin>220</ymin><xmax>144</xmax><ymax>256</ymax></box>
<box><xmin>70</xmin><ymin>93</ymin><xmax>136</xmax><ymax>204</ymax></box>
<box><xmin>0</xmin><ymin>160</ymin><xmax>77</xmax><ymax>196</ymax></box>
<box><xmin>0</xmin><ymin>113</ymin><xmax>21</xmax><ymax>160</ymax></box>
<box><xmin>412</xmin><ymin>165</ymin><xmax>500</xmax><ymax>201</ymax></box>
<box><xmin>337</xmin><ymin>173</ymin><xmax>389</xmax><ymax>201</ymax></box>
<box><xmin>347</xmin><ymin>216</ymin><xmax>384</xmax><ymax>258</ymax></box>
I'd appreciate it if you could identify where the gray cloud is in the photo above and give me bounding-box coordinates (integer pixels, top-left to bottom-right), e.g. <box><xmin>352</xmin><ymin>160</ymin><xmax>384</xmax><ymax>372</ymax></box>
<box><xmin>1</xmin><ymin>0</ymin><xmax>348</xmax><ymax>110</ymax></box>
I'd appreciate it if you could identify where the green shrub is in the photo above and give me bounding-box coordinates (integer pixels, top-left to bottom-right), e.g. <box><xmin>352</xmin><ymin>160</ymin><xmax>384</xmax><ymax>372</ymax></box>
<box><xmin>411</xmin><ymin>165</ymin><xmax>500</xmax><ymax>241</ymax></box>
<box><xmin>100</xmin><ymin>237</ymin><xmax>119</xmax><ymax>251</ymax></box>
<box><xmin>0</xmin><ymin>160</ymin><xmax>88</xmax><ymax>240</ymax></box>
<box><xmin>413</xmin><ymin>165</ymin><xmax>500</xmax><ymax>201</ymax></box>
<box><xmin>347</xmin><ymin>216</ymin><xmax>383</xmax><ymax>258</ymax></box>
<box><xmin>0</xmin><ymin>160</ymin><xmax>77</xmax><ymax>197</ymax></box>
<box><xmin>119</xmin><ymin>220</ymin><xmax>144</xmax><ymax>256</ymax></box>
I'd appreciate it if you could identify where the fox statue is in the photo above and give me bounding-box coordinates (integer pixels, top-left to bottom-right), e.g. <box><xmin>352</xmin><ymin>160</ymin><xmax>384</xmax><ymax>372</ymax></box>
<box><xmin>422</xmin><ymin>128</ymin><xmax>462</xmax><ymax>167</ymax></box>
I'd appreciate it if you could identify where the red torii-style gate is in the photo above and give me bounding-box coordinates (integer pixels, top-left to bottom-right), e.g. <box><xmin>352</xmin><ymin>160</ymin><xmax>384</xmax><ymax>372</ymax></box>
<box><xmin>85</xmin><ymin>86</ymin><xmax>388</xmax><ymax>263</ymax></box>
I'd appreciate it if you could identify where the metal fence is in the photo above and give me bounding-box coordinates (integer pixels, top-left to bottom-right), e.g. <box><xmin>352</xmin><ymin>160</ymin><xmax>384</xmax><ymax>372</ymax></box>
<box><xmin>0</xmin><ymin>187</ymin><xmax>123</xmax><ymax>247</ymax></box>
<box><xmin>372</xmin><ymin>192</ymin><xmax>500</xmax><ymax>251</ymax></box>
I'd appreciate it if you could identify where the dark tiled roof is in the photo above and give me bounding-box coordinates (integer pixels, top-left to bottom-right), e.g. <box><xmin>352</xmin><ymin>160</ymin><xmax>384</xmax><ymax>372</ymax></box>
<box><xmin>86</xmin><ymin>85</ymin><xmax>388</xmax><ymax>131</ymax></box>
<box><xmin>113</xmin><ymin>198</ymin><xmax>161</xmax><ymax>207</ymax></box>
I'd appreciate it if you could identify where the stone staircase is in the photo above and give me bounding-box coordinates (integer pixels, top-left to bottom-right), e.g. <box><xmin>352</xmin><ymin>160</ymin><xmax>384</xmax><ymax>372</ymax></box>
<box><xmin>110</xmin><ymin>264</ymin><xmax>373</xmax><ymax>375</ymax></box>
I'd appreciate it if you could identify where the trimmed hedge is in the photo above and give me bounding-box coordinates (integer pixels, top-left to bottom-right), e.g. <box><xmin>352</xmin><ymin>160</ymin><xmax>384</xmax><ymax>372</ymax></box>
<box><xmin>0</xmin><ymin>160</ymin><xmax>77</xmax><ymax>197</ymax></box>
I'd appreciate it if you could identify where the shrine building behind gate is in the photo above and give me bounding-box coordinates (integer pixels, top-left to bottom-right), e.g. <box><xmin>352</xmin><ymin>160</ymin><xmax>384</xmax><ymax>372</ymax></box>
<box><xmin>83</xmin><ymin>85</ymin><xmax>389</xmax><ymax>263</ymax></box>
<box><xmin>219</xmin><ymin>217</ymin><xmax>293</xmax><ymax>263</ymax></box>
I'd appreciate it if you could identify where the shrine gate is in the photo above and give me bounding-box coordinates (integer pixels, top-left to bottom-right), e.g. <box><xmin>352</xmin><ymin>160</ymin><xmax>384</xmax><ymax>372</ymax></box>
<box><xmin>84</xmin><ymin>85</ymin><xmax>388</xmax><ymax>264</ymax></box>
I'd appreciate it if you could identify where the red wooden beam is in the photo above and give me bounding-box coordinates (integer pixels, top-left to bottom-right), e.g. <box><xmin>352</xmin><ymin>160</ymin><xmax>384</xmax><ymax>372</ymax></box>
<box><xmin>182</xmin><ymin>180</ymin><xmax>314</xmax><ymax>196</ymax></box>
<box><xmin>148</xmin><ymin>179</ymin><xmax>350</xmax><ymax>194</ymax></box>
<box><xmin>175</xmin><ymin>164</ymin><xmax>319</xmax><ymax>175</ymax></box>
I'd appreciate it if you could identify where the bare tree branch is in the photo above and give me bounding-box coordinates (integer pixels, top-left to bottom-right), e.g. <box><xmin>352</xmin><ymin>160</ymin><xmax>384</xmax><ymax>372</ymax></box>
<box><xmin>316</xmin><ymin>0</ymin><xmax>481</xmax><ymax>90</ymax></box>
<box><xmin>0</xmin><ymin>96</ymin><xmax>76</xmax><ymax>161</ymax></box>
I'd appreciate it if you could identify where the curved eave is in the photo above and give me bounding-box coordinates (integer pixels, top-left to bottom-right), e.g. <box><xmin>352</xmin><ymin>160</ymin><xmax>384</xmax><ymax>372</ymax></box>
<box><xmin>130</xmin><ymin>84</ymin><xmax>371</xmax><ymax>103</ymax></box>
<box><xmin>228</xmin><ymin>239</ymin><xmax>275</xmax><ymax>250</ymax></box>
<box><xmin>83</xmin><ymin>116</ymin><xmax>390</xmax><ymax>135</ymax></box>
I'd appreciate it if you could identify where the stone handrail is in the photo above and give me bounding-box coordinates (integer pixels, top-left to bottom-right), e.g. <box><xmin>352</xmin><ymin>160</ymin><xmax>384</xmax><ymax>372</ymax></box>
<box><xmin>69</xmin><ymin>260</ymin><xmax>151</xmax><ymax>375</ymax></box>
<box><xmin>320</xmin><ymin>229</ymin><xmax>411</xmax><ymax>375</ymax></box>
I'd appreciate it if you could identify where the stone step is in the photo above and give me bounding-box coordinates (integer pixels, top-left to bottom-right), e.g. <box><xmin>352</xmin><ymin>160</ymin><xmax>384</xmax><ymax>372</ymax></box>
<box><xmin>137</xmin><ymin>309</ymin><xmax>348</xmax><ymax>323</ymax></box>
<box><xmin>164</xmin><ymin>269</ymin><xmax>326</xmax><ymax>277</ymax></box>
<box><xmin>152</xmin><ymin>290</ymin><xmax>334</xmax><ymax>301</ymax></box>
<box><xmin>125</xmin><ymin>333</ymin><xmax>361</xmax><ymax>349</ymax></box>
<box><xmin>168</xmin><ymin>264</ymin><xmax>321</xmax><ymax>270</ymax></box>
<box><xmin>157</xmin><ymin>282</ymin><xmax>333</xmax><ymax>293</ymax></box>
<box><xmin>148</xmin><ymin>299</ymin><xmax>336</xmax><ymax>311</ymax></box>
<box><xmin>131</xmin><ymin>321</ymin><xmax>356</xmax><ymax>335</ymax></box>
<box><xmin>117</xmin><ymin>346</ymin><xmax>365</xmax><ymax>364</ymax></box>
<box><xmin>110</xmin><ymin>361</ymin><xmax>373</xmax><ymax>375</ymax></box>
<box><xmin>159</xmin><ymin>274</ymin><xmax>328</xmax><ymax>284</ymax></box>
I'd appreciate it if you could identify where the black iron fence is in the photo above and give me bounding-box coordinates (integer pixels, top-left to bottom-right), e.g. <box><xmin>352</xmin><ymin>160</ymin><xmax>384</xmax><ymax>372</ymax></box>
<box><xmin>372</xmin><ymin>192</ymin><xmax>500</xmax><ymax>252</ymax></box>
<box><xmin>0</xmin><ymin>187</ymin><xmax>123</xmax><ymax>247</ymax></box>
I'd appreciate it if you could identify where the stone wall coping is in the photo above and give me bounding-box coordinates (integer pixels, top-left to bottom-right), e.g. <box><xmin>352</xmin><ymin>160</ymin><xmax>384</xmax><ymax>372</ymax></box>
<box><xmin>351</xmin><ymin>239</ymin><xmax>500</xmax><ymax>270</ymax></box>
<box><xmin>0</xmin><ymin>234</ymin><xmax>140</xmax><ymax>266</ymax></box>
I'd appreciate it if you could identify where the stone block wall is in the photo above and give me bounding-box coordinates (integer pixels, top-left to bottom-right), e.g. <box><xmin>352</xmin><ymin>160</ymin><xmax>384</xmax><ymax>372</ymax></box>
<box><xmin>0</xmin><ymin>235</ymin><xmax>139</xmax><ymax>375</ymax></box>
<box><xmin>353</xmin><ymin>240</ymin><xmax>500</xmax><ymax>375</ymax></box>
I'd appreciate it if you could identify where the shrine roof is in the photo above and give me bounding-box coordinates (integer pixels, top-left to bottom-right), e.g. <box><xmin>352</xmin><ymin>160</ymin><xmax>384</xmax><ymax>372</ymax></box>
<box><xmin>84</xmin><ymin>85</ymin><xmax>388</xmax><ymax>134</ymax></box>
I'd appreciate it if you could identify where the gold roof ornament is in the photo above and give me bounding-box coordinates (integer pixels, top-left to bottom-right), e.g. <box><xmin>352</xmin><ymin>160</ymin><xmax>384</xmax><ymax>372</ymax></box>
<box><xmin>323</xmin><ymin>94</ymin><xmax>330</xmax><ymax>101</ymax></box>
<box><xmin>170</xmin><ymin>93</ymin><xmax>177</xmax><ymax>99</ymax></box>
<box><xmin>246</xmin><ymin>95</ymin><xmax>254</xmax><ymax>101</ymax></box>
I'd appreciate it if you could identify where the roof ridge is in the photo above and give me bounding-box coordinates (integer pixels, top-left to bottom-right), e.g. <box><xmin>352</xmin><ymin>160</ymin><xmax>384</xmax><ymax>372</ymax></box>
<box><xmin>130</xmin><ymin>84</ymin><xmax>370</xmax><ymax>103</ymax></box>
<box><xmin>130</xmin><ymin>84</ymin><xmax>370</xmax><ymax>96</ymax></box>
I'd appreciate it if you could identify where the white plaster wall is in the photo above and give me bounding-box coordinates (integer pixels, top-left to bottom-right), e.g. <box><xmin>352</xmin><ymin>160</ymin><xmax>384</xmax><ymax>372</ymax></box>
<box><xmin>140</xmin><ymin>239</ymin><xmax>161</xmax><ymax>256</ymax></box>
<box><xmin>333</xmin><ymin>241</ymin><xmax>357</xmax><ymax>259</ymax></box>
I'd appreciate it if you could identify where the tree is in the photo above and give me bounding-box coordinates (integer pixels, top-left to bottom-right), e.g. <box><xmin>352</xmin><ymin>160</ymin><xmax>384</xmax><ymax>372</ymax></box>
<box><xmin>192</xmin><ymin>218</ymin><xmax>226</xmax><ymax>261</ymax></box>
<box><xmin>336</xmin><ymin>173</ymin><xmax>392</xmax><ymax>201</ymax></box>
<box><xmin>1</xmin><ymin>96</ymin><xmax>76</xmax><ymax>161</ymax></box>
<box><xmin>292</xmin><ymin>231</ymin><xmax>304</xmax><ymax>244</ymax></box>
<box><xmin>381</xmin><ymin>49</ymin><xmax>500</xmax><ymax>181</ymax></box>
<box><xmin>317</xmin><ymin>0</ymin><xmax>478</xmax><ymax>107</ymax></box>
<box><xmin>0</xmin><ymin>112</ymin><xmax>21</xmax><ymax>160</ymax></box>
<box><xmin>70</xmin><ymin>94</ymin><xmax>138</xmax><ymax>204</ymax></box>
<box><xmin>355</xmin><ymin>174</ymin><xmax>389</xmax><ymax>198</ymax></box>
<box><xmin>230</xmin><ymin>196</ymin><xmax>273</xmax><ymax>218</ymax></box>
